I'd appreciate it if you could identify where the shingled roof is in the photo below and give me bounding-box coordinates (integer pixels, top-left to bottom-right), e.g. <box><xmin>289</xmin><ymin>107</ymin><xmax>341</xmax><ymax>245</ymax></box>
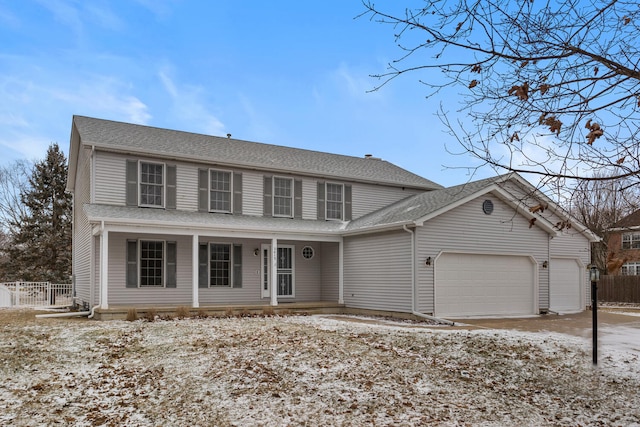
<box><xmin>611</xmin><ymin>209</ymin><xmax>640</xmax><ymax>229</ymax></box>
<box><xmin>72</xmin><ymin>116</ymin><xmax>442</xmax><ymax>190</ymax></box>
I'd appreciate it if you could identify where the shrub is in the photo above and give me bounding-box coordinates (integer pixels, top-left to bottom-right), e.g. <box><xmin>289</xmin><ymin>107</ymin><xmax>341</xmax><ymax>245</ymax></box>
<box><xmin>175</xmin><ymin>306</ymin><xmax>191</xmax><ymax>319</ymax></box>
<box><xmin>125</xmin><ymin>308</ymin><xmax>138</xmax><ymax>322</ymax></box>
<box><xmin>144</xmin><ymin>308</ymin><xmax>157</xmax><ymax>322</ymax></box>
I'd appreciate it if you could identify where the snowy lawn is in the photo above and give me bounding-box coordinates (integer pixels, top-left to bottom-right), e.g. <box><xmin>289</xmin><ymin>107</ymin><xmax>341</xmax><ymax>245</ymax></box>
<box><xmin>1</xmin><ymin>310</ymin><xmax>639</xmax><ymax>426</ymax></box>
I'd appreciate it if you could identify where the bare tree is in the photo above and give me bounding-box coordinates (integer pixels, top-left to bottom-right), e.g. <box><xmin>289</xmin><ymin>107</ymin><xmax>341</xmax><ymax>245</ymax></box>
<box><xmin>569</xmin><ymin>172</ymin><xmax>640</xmax><ymax>271</ymax></box>
<box><xmin>362</xmin><ymin>0</ymin><xmax>640</xmax><ymax>188</ymax></box>
<box><xmin>0</xmin><ymin>160</ymin><xmax>31</xmax><ymax>236</ymax></box>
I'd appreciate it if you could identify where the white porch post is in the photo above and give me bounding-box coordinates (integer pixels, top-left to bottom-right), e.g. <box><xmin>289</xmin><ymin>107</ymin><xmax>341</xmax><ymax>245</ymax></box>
<box><xmin>338</xmin><ymin>239</ymin><xmax>344</xmax><ymax>304</ymax></box>
<box><xmin>99</xmin><ymin>229</ymin><xmax>109</xmax><ymax>309</ymax></box>
<box><xmin>192</xmin><ymin>234</ymin><xmax>199</xmax><ymax>308</ymax></box>
<box><xmin>270</xmin><ymin>237</ymin><xmax>278</xmax><ymax>306</ymax></box>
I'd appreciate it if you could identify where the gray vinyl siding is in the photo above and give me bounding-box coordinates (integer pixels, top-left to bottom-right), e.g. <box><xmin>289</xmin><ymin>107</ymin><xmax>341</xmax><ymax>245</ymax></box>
<box><xmin>107</xmin><ymin>233</ymin><xmax>193</xmax><ymax>306</ymax></box>
<box><xmin>351</xmin><ymin>183</ymin><xmax>422</xmax><ymax>219</ymax></box>
<box><xmin>320</xmin><ymin>242</ymin><xmax>339</xmax><ymax>301</ymax></box>
<box><xmin>94</xmin><ymin>152</ymin><xmax>127</xmax><ymax>205</ymax></box>
<box><xmin>288</xmin><ymin>241</ymin><xmax>322</xmax><ymax>301</ymax></box>
<box><xmin>415</xmin><ymin>193</ymin><xmax>549</xmax><ymax>314</ymax></box>
<box><xmin>242</xmin><ymin>171</ymin><xmax>263</xmax><ymax>216</ymax></box>
<box><xmin>344</xmin><ymin>230</ymin><xmax>413</xmax><ymax>313</ymax></box>
<box><xmin>72</xmin><ymin>143</ymin><xmax>93</xmax><ymax>306</ymax></box>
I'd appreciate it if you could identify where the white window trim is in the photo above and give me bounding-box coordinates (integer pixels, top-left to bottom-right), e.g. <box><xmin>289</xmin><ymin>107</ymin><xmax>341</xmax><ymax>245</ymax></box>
<box><xmin>622</xmin><ymin>233</ymin><xmax>640</xmax><ymax>249</ymax></box>
<box><xmin>621</xmin><ymin>262</ymin><xmax>640</xmax><ymax>275</ymax></box>
<box><xmin>138</xmin><ymin>239</ymin><xmax>166</xmax><ymax>288</ymax></box>
<box><xmin>203</xmin><ymin>242</ymin><xmax>243</xmax><ymax>288</ymax></box>
<box><xmin>139</xmin><ymin>160</ymin><xmax>166</xmax><ymax>208</ymax></box>
<box><xmin>272</xmin><ymin>176</ymin><xmax>294</xmax><ymax>218</ymax></box>
<box><xmin>325</xmin><ymin>182</ymin><xmax>344</xmax><ymax>221</ymax></box>
<box><xmin>208</xmin><ymin>168</ymin><xmax>233</xmax><ymax>213</ymax></box>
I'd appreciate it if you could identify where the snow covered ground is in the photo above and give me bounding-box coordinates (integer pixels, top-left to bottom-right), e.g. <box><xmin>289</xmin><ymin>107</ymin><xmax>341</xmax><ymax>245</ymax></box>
<box><xmin>1</xmin><ymin>310</ymin><xmax>639</xmax><ymax>426</ymax></box>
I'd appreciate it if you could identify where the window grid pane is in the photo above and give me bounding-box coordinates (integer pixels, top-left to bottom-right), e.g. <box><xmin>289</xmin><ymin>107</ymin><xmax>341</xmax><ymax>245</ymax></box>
<box><xmin>140</xmin><ymin>162</ymin><xmax>164</xmax><ymax>206</ymax></box>
<box><xmin>140</xmin><ymin>241</ymin><xmax>163</xmax><ymax>287</ymax></box>
<box><xmin>210</xmin><ymin>170</ymin><xmax>231</xmax><ymax>212</ymax></box>
<box><xmin>273</xmin><ymin>178</ymin><xmax>292</xmax><ymax>217</ymax></box>
<box><xmin>326</xmin><ymin>183</ymin><xmax>343</xmax><ymax>220</ymax></box>
<box><xmin>622</xmin><ymin>262</ymin><xmax>640</xmax><ymax>275</ymax></box>
<box><xmin>210</xmin><ymin>244</ymin><xmax>230</xmax><ymax>286</ymax></box>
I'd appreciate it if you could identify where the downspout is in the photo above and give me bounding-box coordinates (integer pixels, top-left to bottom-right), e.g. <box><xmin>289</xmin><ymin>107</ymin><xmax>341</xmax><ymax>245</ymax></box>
<box><xmin>403</xmin><ymin>224</ymin><xmax>455</xmax><ymax>326</ymax></box>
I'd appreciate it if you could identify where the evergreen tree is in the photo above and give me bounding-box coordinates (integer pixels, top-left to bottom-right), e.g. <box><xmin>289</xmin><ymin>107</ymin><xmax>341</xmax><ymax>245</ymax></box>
<box><xmin>6</xmin><ymin>144</ymin><xmax>72</xmax><ymax>282</ymax></box>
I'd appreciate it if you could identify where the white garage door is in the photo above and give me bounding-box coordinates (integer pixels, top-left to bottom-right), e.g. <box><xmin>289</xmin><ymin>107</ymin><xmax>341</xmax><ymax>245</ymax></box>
<box><xmin>435</xmin><ymin>253</ymin><xmax>536</xmax><ymax>317</ymax></box>
<box><xmin>550</xmin><ymin>258</ymin><xmax>582</xmax><ymax>313</ymax></box>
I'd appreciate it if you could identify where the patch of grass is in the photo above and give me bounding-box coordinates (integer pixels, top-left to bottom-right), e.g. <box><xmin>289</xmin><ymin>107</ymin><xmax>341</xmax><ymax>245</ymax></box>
<box><xmin>261</xmin><ymin>306</ymin><xmax>275</xmax><ymax>317</ymax></box>
<box><xmin>196</xmin><ymin>308</ymin><xmax>210</xmax><ymax>319</ymax></box>
<box><xmin>175</xmin><ymin>306</ymin><xmax>191</xmax><ymax>319</ymax></box>
<box><xmin>224</xmin><ymin>307</ymin><xmax>234</xmax><ymax>318</ymax></box>
<box><xmin>125</xmin><ymin>308</ymin><xmax>138</xmax><ymax>322</ymax></box>
<box><xmin>144</xmin><ymin>308</ymin><xmax>157</xmax><ymax>322</ymax></box>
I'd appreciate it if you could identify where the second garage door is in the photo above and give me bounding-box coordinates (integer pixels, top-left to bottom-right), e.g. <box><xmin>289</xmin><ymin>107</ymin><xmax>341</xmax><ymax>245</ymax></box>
<box><xmin>435</xmin><ymin>253</ymin><xmax>536</xmax><ymax>318</ymax></box>
<box><xmin>550</xmin><ymin>258</ymin><xmax>583</xmax><ymax>313</ymax></box>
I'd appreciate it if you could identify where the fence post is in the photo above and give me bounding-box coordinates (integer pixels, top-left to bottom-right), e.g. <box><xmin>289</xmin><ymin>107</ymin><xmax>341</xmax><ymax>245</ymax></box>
<box><xmin>14</xmin><ymin>281</ymin><xmax>19</xmax><ymax>307</ymax></box>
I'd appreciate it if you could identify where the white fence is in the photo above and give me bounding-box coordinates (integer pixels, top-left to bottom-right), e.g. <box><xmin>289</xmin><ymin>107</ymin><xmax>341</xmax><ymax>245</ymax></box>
<box><xmin>0</xmin><ymin>282</ymin><xmax>73</xmax><ymax>308</ymax></box>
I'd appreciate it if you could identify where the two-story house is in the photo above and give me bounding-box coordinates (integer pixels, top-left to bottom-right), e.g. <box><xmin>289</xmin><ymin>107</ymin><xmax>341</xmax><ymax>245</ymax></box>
<box><xmin>67</xmin><ymin>116</ymin><xmax>598</xmax><ymax>319</ymax></box>
<box><xmin>606</xmin><ymin>209</ymin><xmax>640</xmax><ymax>275</ymax></box>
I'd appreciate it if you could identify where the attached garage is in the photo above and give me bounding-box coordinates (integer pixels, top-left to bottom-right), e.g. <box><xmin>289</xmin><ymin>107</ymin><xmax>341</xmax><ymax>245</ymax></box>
<box><xmin>434</xmin><ymin>253</ymin><xmax>537</xmax><ymax>318</ymax></box>
<box><xmin>549</xmin><ymin>258</ymin><xmax>583</xmax><ymax>313</ymax></box>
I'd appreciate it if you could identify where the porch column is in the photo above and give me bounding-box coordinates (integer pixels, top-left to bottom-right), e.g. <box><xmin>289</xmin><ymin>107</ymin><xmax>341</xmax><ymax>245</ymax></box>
<box><xmin>270</xmin><ymin>237</ymin><xmax>278</xmax><ymax>306</ymax></box>
<box><xmin>192</xmin><ymin>234</ymin><xmax>199</xmax><ymax>308</ymax></box>
<box><xmin>99</xmin><ymin>229</ymin><xmax>109</xmax><ymax>309</ymax></box>
<box><xmin>338</xmin><ymin>240</ymin><xmax>344</xmax><ymax>304</ymax></box>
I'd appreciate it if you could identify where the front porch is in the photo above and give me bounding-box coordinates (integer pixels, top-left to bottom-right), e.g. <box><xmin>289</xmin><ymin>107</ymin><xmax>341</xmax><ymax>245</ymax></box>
<box><xmin>91</xmin><ymin>301</ymin><xmax>346</xmax><ymax>320</ymax></box>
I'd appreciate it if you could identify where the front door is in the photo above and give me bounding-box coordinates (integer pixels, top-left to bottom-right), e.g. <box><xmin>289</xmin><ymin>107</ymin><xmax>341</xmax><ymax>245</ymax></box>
<box><xmin>261</xmin><ymin>244</ymin><xmax>295</xmax><ymax>298</ymax></box>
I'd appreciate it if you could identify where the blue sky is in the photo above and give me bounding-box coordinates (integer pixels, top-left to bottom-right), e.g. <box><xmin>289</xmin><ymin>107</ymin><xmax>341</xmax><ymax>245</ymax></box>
<box><xmin>0</xmin><ymin>0</ymin><xmax>488</xmax><ymax>187</ymax></box>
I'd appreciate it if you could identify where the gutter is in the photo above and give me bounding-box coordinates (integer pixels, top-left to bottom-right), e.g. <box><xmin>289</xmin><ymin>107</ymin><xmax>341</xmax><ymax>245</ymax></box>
<box><xmin>35</xmin><ymin>311</ymin><xmax>91</xmax><ymax>319</ymax></box>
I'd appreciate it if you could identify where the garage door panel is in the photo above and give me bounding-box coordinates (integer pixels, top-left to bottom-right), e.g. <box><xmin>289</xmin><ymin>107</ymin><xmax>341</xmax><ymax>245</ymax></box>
<box><xmin>436</xmin><ymin>253</ymin><xmax>535</xmax><ymax>317</ymax></box>
<box><xmin>550</xmin><ymin>258</ymin><xmax>582</xmax><ymax>313</ymax></box>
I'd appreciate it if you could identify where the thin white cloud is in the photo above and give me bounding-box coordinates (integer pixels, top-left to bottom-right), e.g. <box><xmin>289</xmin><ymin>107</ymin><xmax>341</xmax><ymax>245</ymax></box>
<box><xmin>157</xmin><ymin>68</ymin><xmax>225</xmax><ymax>136</ymax></box>
<box><xmin>333</xmin><ymin>62</ymin><xmax>383</xmax><ymax>101</ymax></box>
<box><xmin>0</xmin><ymin>5</ymin><xmax>20</xmax><ymax>28</ymax></box>
<box><xmin>35</xmin><ymin>0</ymin><xmax>84</xmax><ymax>38</ymax></box>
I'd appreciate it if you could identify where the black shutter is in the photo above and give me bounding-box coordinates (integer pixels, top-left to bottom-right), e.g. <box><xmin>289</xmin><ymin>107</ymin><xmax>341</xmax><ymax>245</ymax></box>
<box><xmin>317</xmin><ymin>182</ymin><xmax>325</xmax><ymax>220</ymax></box>
<box><xmin>166</xmin><ymin>241</ymin><xmax>177</xmax><ymax>288</ymax></box>
<box><xmin>263</xmin><ymin>176</ymin><xmax>272</xmax><ymax>217</ymax></box>
<box><xmin>198</xmin><ymin>169</ymin><xmax>208</xmax><ymax>212</ymax></box>
<box><xmin>344</xmin><ymin>184</ymin><xmax>352</xmax><ymax>221</ymax></box>
<box><xmin>198</xmin><ymin>243</ymin><xmax>208</xmax><ymax>288</ymax></box>
<box><xmin>126</xmin><ymin>160</ymin><xmax>138</xmax><ymax>206</ymax></box>
<box><xmin>232</xmin><ymin>244</ymin><xmax>242</xmax><ymax>288</ymax></box>
<box><xmin>233</xmin><ymin>172</ymin><xmax>242</xmax><ymax>214</ymax></box>
<box><xmin>166</xmin><ymin>165</ymin><xmax>176</xmax><ymax>210</ymax></box>
<box><xmin>294</xmin><ymin>179</ymin><xmax>302</xmax><ymax>219</ymax></box>
<box><xmin>126</xmin><ymin>240</ymin><xmax>138</xmax><ymax>288</ymax></box>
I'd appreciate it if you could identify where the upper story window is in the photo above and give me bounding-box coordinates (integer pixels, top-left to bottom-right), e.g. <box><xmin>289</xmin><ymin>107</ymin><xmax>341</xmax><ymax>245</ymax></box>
<box><xmin>326</xmin><ymin>183</ymin><xmax>344</xmax><ymax>220</ymax></box>
<box><xmin>621</xmin><ymin>262</ymin><xmax>640</xmax><ymax>275</ymax></box>
<box><xmin>210</xmin><ymin>170</ymin><xmax>232</xmax><ymax>213</ymax></box>
<box><xmin>140</xmin><ymin>161</ymin><xmax>164</xmax><ymax>207</ymax></box>
<box><xmin>622</xmin><ymin>233</ymin><xmax>640</xmax><ymax>249</ymax></box>
<box><xmin>273</xmin><ymin>177</ymin><xmax>293</xmax><ymax>217</ymax></box>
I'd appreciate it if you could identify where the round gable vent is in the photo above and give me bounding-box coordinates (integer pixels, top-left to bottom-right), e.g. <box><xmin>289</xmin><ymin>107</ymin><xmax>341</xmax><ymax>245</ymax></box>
<box><xmin>482</xmin><ymin>199</ymin><xmax>494</xmax><ymax>215</ymax></box>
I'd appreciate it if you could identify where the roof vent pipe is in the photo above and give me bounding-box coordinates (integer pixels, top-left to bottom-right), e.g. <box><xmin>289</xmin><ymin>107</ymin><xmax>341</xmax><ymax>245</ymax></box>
<box><xmin>364</xmin><ymin>154</ymin><xmax>372</xmax><ymax>159</ymax></box>
<box><xmin>226</xmin><ymin>133</ymin><xmax>231</xmax><ymax>139</ymax></box>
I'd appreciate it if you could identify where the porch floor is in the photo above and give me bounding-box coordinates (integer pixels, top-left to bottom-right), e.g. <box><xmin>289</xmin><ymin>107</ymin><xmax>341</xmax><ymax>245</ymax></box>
<box><xmin>92</xmin><ymin>301</ymin><xmax>346</xmax><ymax>321</ymax></box>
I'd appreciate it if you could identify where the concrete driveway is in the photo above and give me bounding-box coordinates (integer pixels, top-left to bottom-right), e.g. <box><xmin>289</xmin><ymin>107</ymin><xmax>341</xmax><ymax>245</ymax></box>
<box><xmin>453</xmin><ymin>309</ymin><xmax>640</xmax><ymax>355</ymax></box>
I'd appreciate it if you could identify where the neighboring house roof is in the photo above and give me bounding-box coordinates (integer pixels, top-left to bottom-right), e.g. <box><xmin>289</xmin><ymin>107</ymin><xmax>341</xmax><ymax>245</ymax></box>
<box><xmin>84</xmin><ymin>204</ymin><xmax>346</xmax><ymax>236</ymax></box>
<box><xmin>70</xmin><ymin>116</ymin><xmax>442</xmax><ymax>191</ymax></box>
<box><xmin>610</xmin><ymin>209</ymin><xmax>640</xmax><ymax>230</ymax></box>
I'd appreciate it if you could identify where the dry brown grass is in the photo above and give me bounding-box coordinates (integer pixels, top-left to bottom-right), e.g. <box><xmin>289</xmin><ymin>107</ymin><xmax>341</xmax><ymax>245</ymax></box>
<box><xmin>175</xmin><ymin>306</ymin><xmax>191</xmax><ymax>319</ymax></box>
<box><xmin>144</xmin><ymin>308</ymin><xmax>157</xmax><ymax>322</ymax></box>
<box><xmin>126</xmin><ymin>308</ymin><xmax>139</xmax><ymax>322</ymax></box>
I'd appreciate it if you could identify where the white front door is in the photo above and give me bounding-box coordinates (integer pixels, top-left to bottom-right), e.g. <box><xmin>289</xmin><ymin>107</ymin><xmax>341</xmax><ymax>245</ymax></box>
<box><xmin>261</xmin><ymin>244</ymin><xmax>295</xmax><ymax>298</ymax></box>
